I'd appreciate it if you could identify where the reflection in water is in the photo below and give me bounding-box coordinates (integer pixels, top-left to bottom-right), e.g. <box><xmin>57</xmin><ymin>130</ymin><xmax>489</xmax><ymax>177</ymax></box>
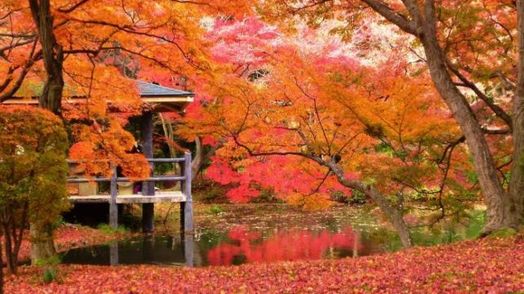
<box><xmin>207</xmin><ymin>226</ymin><xmax>359</xmax><ymax>266</ymax></box>
<box><xmin>62</xmin><ymin>234</ymin><xmax>196</xmax><ymax>266</ymax></box>
<box><xmin>62</xmin><ymin>226</ymin><xmax>363</xmax><ymax>267</ymax></box>
<box><xmin>61</xmin><ymin>210</ymin><xmax>487</xmax><ymax>267</ymax></box>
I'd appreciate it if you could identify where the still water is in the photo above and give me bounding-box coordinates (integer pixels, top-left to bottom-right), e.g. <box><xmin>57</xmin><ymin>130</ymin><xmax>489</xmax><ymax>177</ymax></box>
<box><xmin>61</xmin><ymin>226</ymin><xmax>388</xmax><ymax>267</ymax></box>
<box><xmin>61</xmin><ymin>209</ymin><xmax>484</xmax><ymax>267</ymax></box>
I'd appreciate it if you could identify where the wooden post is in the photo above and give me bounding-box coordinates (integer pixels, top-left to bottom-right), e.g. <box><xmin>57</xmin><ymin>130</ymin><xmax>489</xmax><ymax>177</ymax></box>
<box><xmin>184</xmin><ymin>233</ymin><xmax>194</xmax><ymax>267</ymax></box>
<box><xmin>109</xmin><ymin>165</ymin><xmax>118</xmax><ymax>229</ymax></box>
<box><xmin>141</xmin><ymin>111</ymin><xmax>155</xmax><ymax>233</ymax></box>
<box><xmin>353</xmin><ymin>231</ymin><xmax>360</xmax><ymax>257</ymax></box>
<box><xmin>181</xmin><ymin>151</ymin><xmax>193</xmax><ymax>233</ymax></box>
<box><xmin>109</xmin><ymin>242</ymin><xmax>119</xmax><ymax>266</ymax></box>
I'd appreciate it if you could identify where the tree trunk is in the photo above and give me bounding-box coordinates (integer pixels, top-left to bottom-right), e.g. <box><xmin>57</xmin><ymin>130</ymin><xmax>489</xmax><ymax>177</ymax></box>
<box><xmin>192</xmin><ymin>137</ymin><xmax>203</xmax><ymax>178</ymax></box>
<box><xmin>326</xmin><ymin>161</ymin><xmax>412</xmax><ymax>248</ymax></box>
<box><xmin>359</xmin><ymin>184</ymin><xmax>412</xmax><ymax>248</ymax></box>
<box><xmin>2</xmin><ymin>223</ymin><xmax>15</xmax><ymax>275</ymax></box>
<box><xmin>29</xmin><ymin>0</ymin><xmax>64</xmax><ymax>114</ymax></box>
<box><xmin>29</xmin><ymin>223</ymin><xmax>56</xmax><ymax>264</ymax></box>
<box><xmin>509</xmin><ymin>0</ymin><xmax>524</xmax><ymax>227</ymax></box>
<box><xmin>28</xmin><ymin>0</ymin><xmax>63</xmax><ymax>262</ymax></box>
<box><xmin>417</xmin><ymin>2</ymin><xmax>518</xmax><ymax>232</ymax></box>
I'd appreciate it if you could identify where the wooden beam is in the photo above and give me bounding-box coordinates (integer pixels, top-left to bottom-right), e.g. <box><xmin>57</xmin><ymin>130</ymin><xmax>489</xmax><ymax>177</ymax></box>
<box><xmin>69</xmin><ymin>192</ymin><xmax>186</xmax><ymax>203</ymax></box>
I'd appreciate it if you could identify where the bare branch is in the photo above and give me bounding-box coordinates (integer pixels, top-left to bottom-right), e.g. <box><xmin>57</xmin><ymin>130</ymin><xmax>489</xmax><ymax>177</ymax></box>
<box><xmin>57</xmin><ymin>0</ymin><xmax>90</xmax><ymax>13</ymax></box>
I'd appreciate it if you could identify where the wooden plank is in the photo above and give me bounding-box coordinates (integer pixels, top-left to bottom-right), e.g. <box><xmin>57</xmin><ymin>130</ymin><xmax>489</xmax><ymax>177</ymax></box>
<box><xmin>69</xmin><ymin>192</ymin><xmax>186</xmax><ymax>204</ymax></box>
<box><xmin>116</xmin><ymin>192</ymin><xmax>185</xmax><ymax>203</ymax></box>
<box><xmin>116</xmin><ymin>176</ymin><xmax>185</xmax><ymax>182</ymax></box>
<box><xmin>69</xmin><ymin>195</ymin><xmax>110</xmax><ymax>203</ymax></box>
<box><xmin>67</xmin><ymin>157</ymin><xmax>185</xmax><ymax>164</ymax></box>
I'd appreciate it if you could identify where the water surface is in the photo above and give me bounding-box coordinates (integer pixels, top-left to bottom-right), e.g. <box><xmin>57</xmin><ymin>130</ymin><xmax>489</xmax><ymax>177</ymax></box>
<box><xmin>62</xmin><ymin>226</ymin><xmax>377</xmax><ymax>267</ymax></box>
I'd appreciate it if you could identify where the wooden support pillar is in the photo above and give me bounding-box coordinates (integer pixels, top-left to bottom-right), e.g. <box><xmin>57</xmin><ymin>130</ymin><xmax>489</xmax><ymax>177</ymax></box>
<box><xmin>109</xmin><ymin>242</ymin><xmax>119</xmax><ymax>266</ymax></box>
<box><xmin>109</xmin><ymin>166</ymin><xmax>118</xmax><ymax>229</ymax></box>
<box><xmin>181</xmin><ymin>151</ymin><xmax>194</xmax><ymax>265</ymax></box>
<box><xmin>141</xmin><ymin>111</ymin><xmax>155</xmax><ymax>233</ymax></box>
<box><xmin>180</xmin><ymin>151</ymin><xmax>193</xmax><ymax>233</ymax></box>
<box><xmin>184</xmin><ymin>233</ymin><xmax>194</xmax><ymax>267</ymax></box>
<box><xmin>353</xmin><ymin>231</ymin><xmax>360</xmax><ymax>257</ymax></box>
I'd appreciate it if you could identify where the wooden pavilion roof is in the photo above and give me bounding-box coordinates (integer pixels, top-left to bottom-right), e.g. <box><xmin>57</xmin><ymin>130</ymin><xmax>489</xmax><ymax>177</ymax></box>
<box><xmin>1</xmin><ymin>80</ymin><xmax>194</xmax><ymax>112</ymax></box>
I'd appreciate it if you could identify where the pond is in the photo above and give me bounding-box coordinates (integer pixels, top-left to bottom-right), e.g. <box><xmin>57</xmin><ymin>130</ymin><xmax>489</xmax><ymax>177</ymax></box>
<box><xmin>61</xmin><ymin>226</ymin><xmax>391</xmax><ymax>267</ymax></box>
<box><xmin>61</xmin><ymin>207</ymin><xmax>485</xmax><ymax>267</ymax></box>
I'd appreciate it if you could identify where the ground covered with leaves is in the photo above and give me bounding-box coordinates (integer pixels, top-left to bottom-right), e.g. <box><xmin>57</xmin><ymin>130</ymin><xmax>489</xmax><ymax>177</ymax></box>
<box><xmin>6</xmin><ymin>235</ymin><xmax>523</xmax><ymax>293</ymax></box>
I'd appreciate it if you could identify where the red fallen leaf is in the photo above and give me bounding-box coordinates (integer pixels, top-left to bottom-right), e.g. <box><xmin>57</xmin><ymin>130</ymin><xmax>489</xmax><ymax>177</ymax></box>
<box><xmin>5</xmin><ymin>236</ymin><xmax>524</xmax><ymax>293</ymax></box>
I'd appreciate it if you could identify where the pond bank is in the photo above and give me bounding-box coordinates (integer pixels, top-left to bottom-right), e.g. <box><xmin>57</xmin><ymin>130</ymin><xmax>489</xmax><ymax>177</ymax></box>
<box><xmin>14</xmin><ymin>224</ymin><xmax>136</xmax><ymax>263</ymax></box>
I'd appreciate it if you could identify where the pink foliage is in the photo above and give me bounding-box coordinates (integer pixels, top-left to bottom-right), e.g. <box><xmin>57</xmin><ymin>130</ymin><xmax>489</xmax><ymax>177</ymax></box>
<box><xmin>206</xmin><ymin>155</ymin><xmax>352</xmax><ymax>203</ymax></box>
<box><xmin>208</xmin><ymin>17</ymin><xmax>280</xmax><ymax>65</ymax></box>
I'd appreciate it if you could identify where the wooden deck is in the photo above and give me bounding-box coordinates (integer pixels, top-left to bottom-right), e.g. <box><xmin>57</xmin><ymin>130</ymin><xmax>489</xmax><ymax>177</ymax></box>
<box><xmin>67</xmin><ymin>153</ymin><xmax>193</xmax><ymax>232</ymax></box>
<box><xmin>69</xmin><ymin>191</ymin><xmax>186</xmax><ymax>204</ymax></box>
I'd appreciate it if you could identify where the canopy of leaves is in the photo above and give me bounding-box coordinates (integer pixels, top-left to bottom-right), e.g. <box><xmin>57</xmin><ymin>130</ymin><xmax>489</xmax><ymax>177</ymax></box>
<box><xmin>0</xmin><ymin>0</ymin><xmax>253</xmax><ymax>178</ymax></box>
<box><xmin>176</xmin><ymin>18</ymin><xmax>472</xmax><ymax>220</ymax></box>
<box><xmin>0</xmin><ymin>105</ymin><xmax>69</xmax><ymax>228</ymax></box>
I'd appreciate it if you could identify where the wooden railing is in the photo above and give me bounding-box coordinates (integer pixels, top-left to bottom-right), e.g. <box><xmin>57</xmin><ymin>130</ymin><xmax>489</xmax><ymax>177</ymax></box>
<box><xmin>66</xmin><ymin>151</ymin><xmax>193</xmax><ymax>231</ymax></box>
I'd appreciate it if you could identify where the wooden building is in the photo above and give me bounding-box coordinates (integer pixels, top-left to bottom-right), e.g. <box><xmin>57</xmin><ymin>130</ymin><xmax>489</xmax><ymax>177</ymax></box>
<box><xmin>2</xmin><ymin>80</ymin><xmax>195</xmax><ymax>234</ymax></box>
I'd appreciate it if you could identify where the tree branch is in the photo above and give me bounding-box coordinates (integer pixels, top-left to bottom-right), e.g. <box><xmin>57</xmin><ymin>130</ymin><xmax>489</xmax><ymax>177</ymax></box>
<box><xmin>447</xmin><ymin>62</ymin><xmax>513</xmax><ymax>128</ymax></box>
<box><xmin>361</xmin><ymin>0</ymin><xmax>419</xmax><ymax>36</ymax></box>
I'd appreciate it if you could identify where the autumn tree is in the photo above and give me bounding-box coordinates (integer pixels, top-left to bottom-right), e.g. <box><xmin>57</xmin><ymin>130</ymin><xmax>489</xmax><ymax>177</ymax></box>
<box><xmin>177</xmin><ymin>18</ymin><xmax>477</xmax><ymax>247</ymax></box>
<box><xmin>0</xmin><ymin>106</ymin><xmax>69</xmax><ymax>288</ymax></box>
<box><xmin>258</xmin><ymin>0</ymin><xmax>524</xmax><ymax>234</ymax></box>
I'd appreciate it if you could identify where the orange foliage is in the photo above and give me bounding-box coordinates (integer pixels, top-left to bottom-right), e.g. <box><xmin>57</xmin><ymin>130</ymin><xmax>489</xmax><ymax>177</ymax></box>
<box><xmin>0</xmin><ymin>1</ymin><xmax>254</xmax><ymax>176</ymax></box>
<box><xmin>179</xmin><ymin>25</ymin><xmax>469</xmax><ymax>212</ymax></box>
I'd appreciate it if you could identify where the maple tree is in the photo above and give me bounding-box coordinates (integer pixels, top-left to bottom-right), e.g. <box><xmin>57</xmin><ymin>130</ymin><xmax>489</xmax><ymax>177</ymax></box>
<box><xmin>1</xmin><ymin>3</ymin><xmax>522</xmax><ymax>288</ymax></box>
<box><xmin>178</xmin><ymin>17</ymin><xmax>478</xmax><ymax>247</ymax></box>
<box><xmin>257</xmin><ymin>0</ymin><xmax>524</xmax><ymax>234</ymax></box>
